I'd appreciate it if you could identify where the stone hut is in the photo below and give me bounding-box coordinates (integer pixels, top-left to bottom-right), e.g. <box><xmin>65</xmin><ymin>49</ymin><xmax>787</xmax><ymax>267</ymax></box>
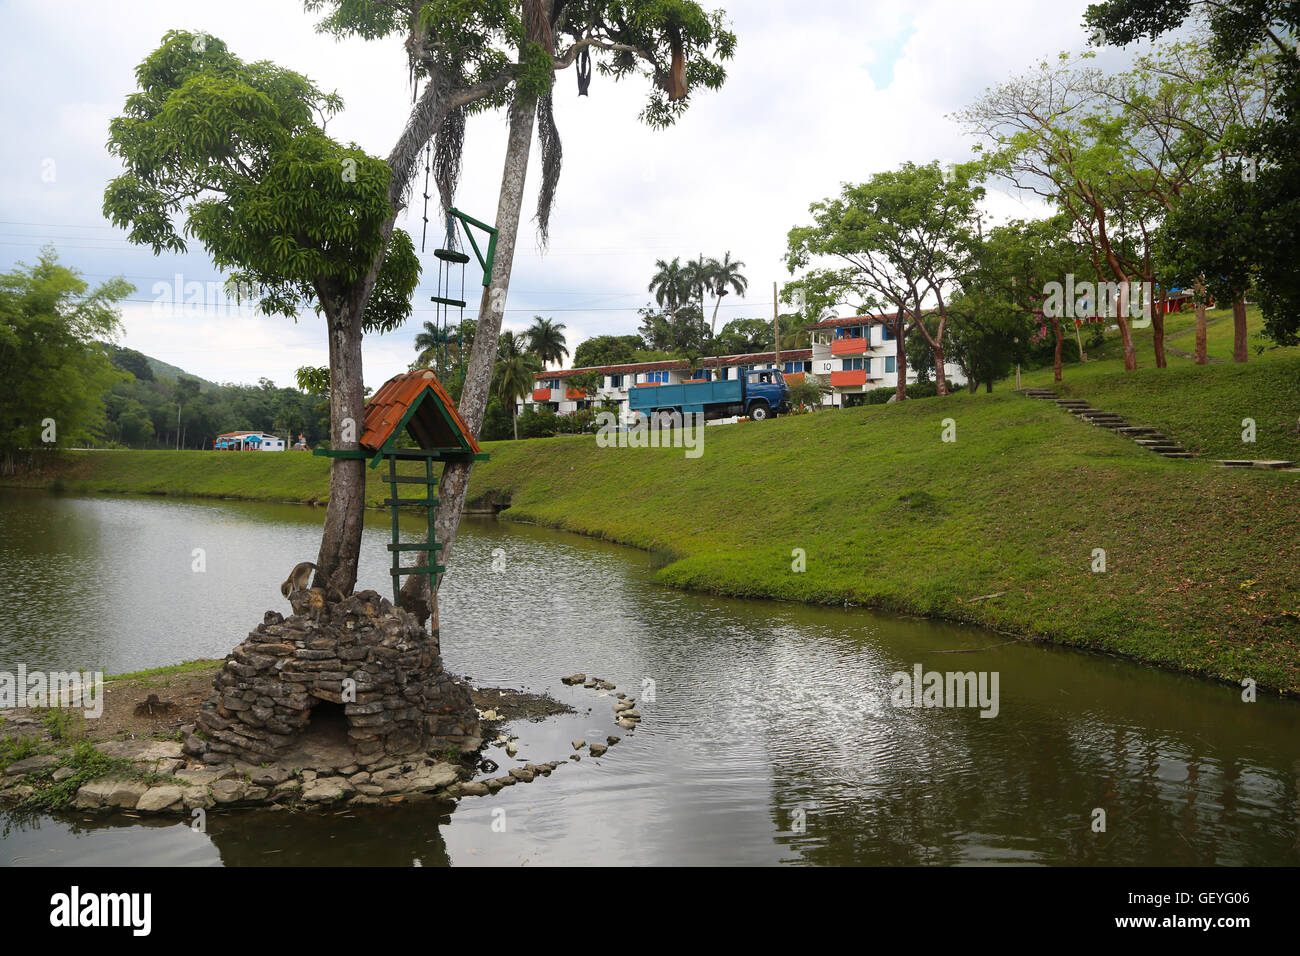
<box><xmin>189</xmin><ymin>589</ymin><xmax>479</xmax><ymax>767</ymax></box>
<box><xmin>188</xmin><ymin>368</ymin><xmax>485</xmax><ymax>769</ymax></box>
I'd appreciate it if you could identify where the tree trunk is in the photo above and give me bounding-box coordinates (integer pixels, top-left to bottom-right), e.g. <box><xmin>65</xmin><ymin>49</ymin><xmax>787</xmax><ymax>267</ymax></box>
<box><xmin>984</xmin><ymin>379</ymin><xmax>992</xmax><ymax>393</ymax></box>
<box><xmin>1232</xmin><ymin>294</ymin><xmax>1248</xmax><ymax>363</ymax></box>
<box><xmin>1193</xmin><ymin>278</ymin><xmax>1207</xmax><ymax>365</ymax></box>
<box><xmin>931</xmin><ymin>339</ymin><xmax>947</xmax><ymax>396</ymax></box>
<box><xmin>512</xmin><ymin>404</ymin><xmax>518</xmax><ymax>440</ymax></box>
<box><xmin>313</xmin><ymin>305</ymin><xmax>367</xmax><ymax>596</ymax></box>
<box><xmin>710</xmin><ymin>294</ymin><xmax>724</xmax><ymax>337</ymax></box>
<box><xmin>1152</xmin><ymin>308</ymin><xmax>1167</xmax><ymax>368</ymax></box>
<box><xmin>398</xmin><ymin>91</ymin><xmax>536</xmax><ymax>626</ymax></box>
<box><xmin>894</xmin><ymin>321</ymin><xmax>908</xmax><ymax>401</ymax></box>
<box><xmin>1117</xmin><ymin>312</ymin><xmax>1136</xmax><ymax>370</ymax></box>
<box><xmin>1052</xmin><ymin>316</ymin><xmax>1063</xmax><ymax>383</ymax></box>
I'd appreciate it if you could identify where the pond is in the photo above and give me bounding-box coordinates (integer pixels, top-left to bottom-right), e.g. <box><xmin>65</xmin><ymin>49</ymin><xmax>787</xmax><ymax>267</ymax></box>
<box><xmin>1</xmin><ymin>490</ymin><xmax>1297</xmax><ymax>865</ymax></box>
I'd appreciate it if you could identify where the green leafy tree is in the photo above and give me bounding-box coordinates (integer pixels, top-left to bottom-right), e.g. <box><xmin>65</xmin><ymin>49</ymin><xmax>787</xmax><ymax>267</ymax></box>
<box><xmin>572</xmin><ymin>333</ymin><xmax>640</xmax><ymax>367</ymax></box>
<box><xmin>0</xmin><ymin>248</ymin><xmax>131</xmax><ymax>467</ymax></box>
<box><xmin>109</xmin><ymin>346</ymin><xmax>154</xmax><ymax>381</ymax></box>
<box><xmin>959</xmin><ymin>39</ymin><xmax>1277</xmax><ymax>367</ymax></box>
<box><xmin>711</xmin><ymin>317</ymin><xmax>771</xmax><ymax>355</ymax></box>
<box><xmin>1154</xmin><ymin>169</ymin><xmax>1258</xmax><ymax>362</ymax></box>
<box><xmin>787</xmin><ymin>374</ymin><xmax>824</xmax><ymax>410</ymax></box>
<box><xmin>104</xmin><ymin>29</ymin><xmax>423</xmax><ymax>594</ymax></box>
<box><xmin>785</xmin><ymin>161</ymin><xmax>984</xmax><ymax>399</ymax></box>
<box><xmin>1085</xmin><ymin>0</ymin><xmax>1299</xmax><ymax>345</ymax></box>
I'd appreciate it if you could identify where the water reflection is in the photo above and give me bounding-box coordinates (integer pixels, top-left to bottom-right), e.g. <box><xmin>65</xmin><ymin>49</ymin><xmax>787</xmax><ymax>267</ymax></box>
<box><xmin>1</xmin><ymin>490</ymin><xmax>1298</xmax><ymax>865</ymax></box>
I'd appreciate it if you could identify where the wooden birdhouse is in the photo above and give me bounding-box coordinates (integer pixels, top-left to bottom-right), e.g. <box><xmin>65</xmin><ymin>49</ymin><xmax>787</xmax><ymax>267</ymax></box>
<box><xmin>314</xmin><ymin>369</ymin><xmax>486</xmax><ymax>605</ymax></box>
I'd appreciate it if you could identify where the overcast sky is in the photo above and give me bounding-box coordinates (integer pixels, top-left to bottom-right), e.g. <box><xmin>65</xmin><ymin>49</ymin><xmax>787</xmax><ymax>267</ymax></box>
<box><xmin>0</xmin><ymin>0</ymin><xmax>1142</xmax><ymax>389</ymax></box>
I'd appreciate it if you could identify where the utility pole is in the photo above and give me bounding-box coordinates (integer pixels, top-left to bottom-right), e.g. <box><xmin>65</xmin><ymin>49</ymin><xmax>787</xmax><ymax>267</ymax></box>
<box><xmin>773</xmin><ymin>281</ymin><xmax>781</xmax><ymax>372</ymax></box>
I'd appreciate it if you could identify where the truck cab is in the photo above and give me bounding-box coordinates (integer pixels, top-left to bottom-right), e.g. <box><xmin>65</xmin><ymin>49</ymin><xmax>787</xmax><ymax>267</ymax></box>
<box><xmin>742</xmin><ymin>369</ymin><xmax>790</xmax><ymax>420</ymax></box>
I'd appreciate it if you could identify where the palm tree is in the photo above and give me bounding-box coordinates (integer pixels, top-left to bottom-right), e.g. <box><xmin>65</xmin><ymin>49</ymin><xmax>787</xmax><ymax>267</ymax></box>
<box><xmin>413</xmin><ymin>320</ymin><xmax>457</xmax><ymax>372</ymax></box>
<box><xmin>685</xmin><ymin>255</ymin><xmax>717</xmax><ymax>335</ymax></box>
<box><xmin>708</xmin><ymin>251</ymin><xmax>748</xmax><ymax>336</ymax></box>
<box><xmin>494</xmin><ymin>331</ymin><xmax>539</xmax><ymax>440</ymax></box>
<box><xmin>526</xmin><ymin>315</ymin><xmax>568</xmax><ymax>367</ymax></box>
<box><xmin>648</xmin><ymin>257</ymin><xmax>689</xmax><ymax>315</ymax></box>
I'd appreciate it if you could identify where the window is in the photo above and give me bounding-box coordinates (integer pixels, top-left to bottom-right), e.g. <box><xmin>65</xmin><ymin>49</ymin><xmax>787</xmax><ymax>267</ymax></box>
<box><xmin>885</xmin><ymin>356</ymin><xmax>896</xmax><ymax>373</ymax></box>
<box><xmin>643</xmin><ymin>370</ymin><xmax>669</xmax><ymax>384</ymax></box>
<box><xmin>882</xmin><ymin>325</ymin><xmax>895</xmax><ymax>341</ymax></box>
<box><xmin>842</xmin><ymin>357</ymin><xmax>867</xmax><ymax>371</ymax></box>
<box><xmin>608</xmin><ymin>374</ymin><xmax>623</xmax><ymax>388</ymax></box>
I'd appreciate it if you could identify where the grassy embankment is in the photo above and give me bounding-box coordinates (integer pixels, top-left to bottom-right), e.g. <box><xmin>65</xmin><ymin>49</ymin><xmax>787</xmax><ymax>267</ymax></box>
<box><xmin>5</xmin><ymin>306</ymin><xmax>1298</xmax><ymax>690</ymax></box>
<box><xmin>1021</xmin><ymin>304</ymin><xmax>1300</xmax><ymax>461</ymax></box>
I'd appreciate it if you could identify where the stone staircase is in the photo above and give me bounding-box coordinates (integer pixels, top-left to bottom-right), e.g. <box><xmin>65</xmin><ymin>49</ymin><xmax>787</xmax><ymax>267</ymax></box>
<box><xmin>1018</xmin><ymin>388</ymin><xmax>1194</xmax><ymax>460</ymax></box>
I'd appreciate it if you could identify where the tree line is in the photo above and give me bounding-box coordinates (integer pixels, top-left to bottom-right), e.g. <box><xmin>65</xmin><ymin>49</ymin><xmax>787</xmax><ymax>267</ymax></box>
<box><xmin>785</xmin><ymin>5</ymin><xmax>1298</xmax><ymax>399</ymax></box>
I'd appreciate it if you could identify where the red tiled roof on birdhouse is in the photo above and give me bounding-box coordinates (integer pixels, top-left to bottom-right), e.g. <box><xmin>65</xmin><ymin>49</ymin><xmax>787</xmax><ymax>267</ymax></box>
<box><xmin>360</xmin><ymin>369</ymin><xmax>481</xmax><ymax>455</ymax></box>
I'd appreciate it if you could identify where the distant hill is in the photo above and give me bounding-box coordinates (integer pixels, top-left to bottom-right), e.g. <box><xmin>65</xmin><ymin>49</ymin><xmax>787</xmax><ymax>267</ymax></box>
<box><xmin>101</xmin><ymin>342</ymin><xmax>216</xmax><ymax>389</ymax></box>
<box><xmin>144</xmin><ymin>354</ymin><xmax>215</xmax><ymax>388</ymax></box>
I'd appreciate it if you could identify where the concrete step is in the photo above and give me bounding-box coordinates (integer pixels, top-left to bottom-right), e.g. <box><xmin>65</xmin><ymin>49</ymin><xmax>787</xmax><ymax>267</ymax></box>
<box><xmin>1116</xmin><ymin>427</ymin><xmax>1157</xmax><ymax>435</ymax></box>
<box><xmin>1136</xmin><ymin>439</ymin><xmax>1177</xmax><ymax>446</ymax></box>
<box><xmin>1159</xmin><ymin>451</ymin><xmax>1193</xmax><ymax>459</ymax></box>
<box><xmin>1055</xmin><ymin>400</ymin><xmax>1091</xmax><ymax>406</ymax></box>
<box><xmin>1093</xmin><ymin>421</ymin><xmax>1128</xmax><ymax>429</ymax></box>
<box><xmin>1215</xmin><ymin>459</ymin><xmax>1298</xmax><ymax>470</ymax></box>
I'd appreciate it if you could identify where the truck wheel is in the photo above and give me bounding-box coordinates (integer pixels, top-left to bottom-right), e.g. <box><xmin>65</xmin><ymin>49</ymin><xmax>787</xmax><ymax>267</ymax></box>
<box><xmin>748</xmin><ymin>401</ymin><xmax>770</xmax><ymax>421</ymax></box>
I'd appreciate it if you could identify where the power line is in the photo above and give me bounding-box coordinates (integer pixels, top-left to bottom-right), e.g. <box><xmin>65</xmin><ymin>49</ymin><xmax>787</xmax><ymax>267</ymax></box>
<box><xmin>112</xmin><ymin>296</ymin><xmax>770</xmax><ymax>314</ymax></box>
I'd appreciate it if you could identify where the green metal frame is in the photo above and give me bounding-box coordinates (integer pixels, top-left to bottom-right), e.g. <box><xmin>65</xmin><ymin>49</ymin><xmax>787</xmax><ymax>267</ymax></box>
<box><xmin>447</xmin><ymin>206</ymin><xmax>499</xmax><ymax>287</ymax></box>
<box><xmin>384</xmin><ymin>453</ymin><xmax>444</xmax><ymax>604</ymax></box>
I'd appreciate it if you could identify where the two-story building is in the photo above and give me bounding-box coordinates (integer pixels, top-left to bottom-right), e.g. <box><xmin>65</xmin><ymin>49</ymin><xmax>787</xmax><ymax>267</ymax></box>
<box><xmin>806</xmin><ymin>314</ymin><xmax>965</xmax><ymax>407</ymax></box>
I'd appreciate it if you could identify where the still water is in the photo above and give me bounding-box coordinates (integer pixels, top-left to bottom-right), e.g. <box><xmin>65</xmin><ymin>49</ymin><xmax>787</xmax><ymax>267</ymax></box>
<box><xmin>1</xmin><ymin>490</ymin><xmax>1297</xmax><ymax>865</ymax></box>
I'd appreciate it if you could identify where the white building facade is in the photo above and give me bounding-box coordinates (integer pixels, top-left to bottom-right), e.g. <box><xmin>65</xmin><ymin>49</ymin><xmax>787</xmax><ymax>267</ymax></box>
<box><xmin>806</xmin><ymin>315</ymin><xmax>965</xmax><ymax>407</ymax></box>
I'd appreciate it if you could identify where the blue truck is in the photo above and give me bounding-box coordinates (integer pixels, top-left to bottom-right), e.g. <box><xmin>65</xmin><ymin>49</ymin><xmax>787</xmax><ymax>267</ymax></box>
<box><xmin>627</xmin><ymin>369</ymin><xmax>790</xmax><ymax>422</ymax></box>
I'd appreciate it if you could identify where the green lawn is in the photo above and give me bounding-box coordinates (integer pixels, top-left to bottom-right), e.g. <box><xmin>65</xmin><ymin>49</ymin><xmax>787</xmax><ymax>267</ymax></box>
<box><xmin>462</xmin><ymin>378</ymin><xmax>1300</xmax><ymax>692</ymax></box>
<box><xmin>1020</xmin><ymin>305</ymin><xmax>1300</xmax><ymax>461</ymax></box>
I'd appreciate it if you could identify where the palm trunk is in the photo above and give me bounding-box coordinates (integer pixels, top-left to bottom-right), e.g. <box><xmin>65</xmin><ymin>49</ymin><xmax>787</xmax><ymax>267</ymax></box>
<box><xmin>399</xmin><ymin>91</ymin><xmax>536</xmax><ymax>626</ymax></box>
<box><xmin>512</xmin><ymin>404</ymin><xmax>519</xmax><ymax>440</ymax></box>
<box><xmin>1193</xmin><ymin>278</ymin><xmax>1207</xmax><ymax>365</ymax></box>
<box><xmin>1232</xmin><ymin>294</ymin><xmax>1248</xmax><ymax>363</ymax></box>
<box><xmin>710</xmin><ymin>295</ymin><xmax>723</xmax><ymax>337</ymax></box>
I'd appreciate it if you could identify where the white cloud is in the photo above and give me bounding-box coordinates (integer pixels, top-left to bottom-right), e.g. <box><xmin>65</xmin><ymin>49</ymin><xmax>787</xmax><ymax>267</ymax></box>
<box><xmin>1</xmin><ymin>0</ymin><xmax>1123</xmax><ymax>387</ymax></box>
